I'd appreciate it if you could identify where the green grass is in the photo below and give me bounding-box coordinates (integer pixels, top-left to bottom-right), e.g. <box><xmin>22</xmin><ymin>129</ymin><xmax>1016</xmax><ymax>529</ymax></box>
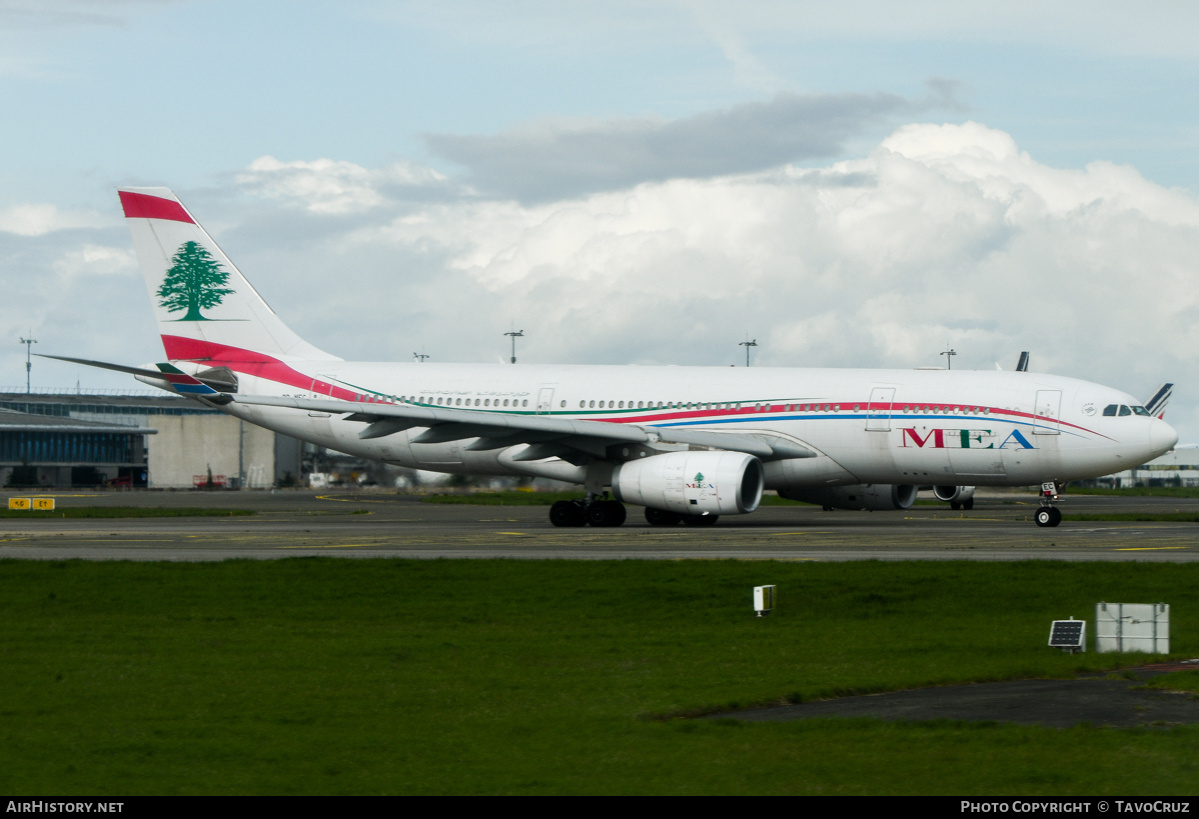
<box><xmin>1140</xmin><ymin>671</ymin><xmax>1199</xmax><ymax>693</ymax></box>
<box><xmin>422</xmin><ymin>490</ymin><xmax>582</xmax><ymax>505</ymax></box>
<box><xmin>1</xmin><ymin>559</ymin><xmax>1197</xmax><ymax>794</ymax></box>
<box><xmin>1067</xmin><ymin>486</ymin><xmax>1199</xmax><ymax>498</ymax></box>
<box><xmin>0</xmin><ymin>507</ymin><xmax>257</xmax><ymax>519</ymax></box>
<box><xmin>1069</xmin><ymin>513</ymin><xmax>1199</xmax><ymax>523</ymax></box>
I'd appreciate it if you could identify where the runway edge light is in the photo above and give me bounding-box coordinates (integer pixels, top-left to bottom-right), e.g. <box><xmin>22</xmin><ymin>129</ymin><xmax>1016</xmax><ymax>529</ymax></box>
<box><xmin>1048</xmin><ymin>617</ymin><xmax>1086</xmax><ymax>653</ymax></box>
<box><xmin>754</xmin><ymin>585</ymin><xmax>776</xmax><ymax>617</ymax></box>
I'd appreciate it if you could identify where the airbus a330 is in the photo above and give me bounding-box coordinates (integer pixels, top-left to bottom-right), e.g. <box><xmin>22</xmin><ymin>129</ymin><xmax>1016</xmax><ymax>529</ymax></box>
<box><xmin>45</xmin><ymin>188</ymin><xmax>1179</xmax><ymax>529</ymax></box>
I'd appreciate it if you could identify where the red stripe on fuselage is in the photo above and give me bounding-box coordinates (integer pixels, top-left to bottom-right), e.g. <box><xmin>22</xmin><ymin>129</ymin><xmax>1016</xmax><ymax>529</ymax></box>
<box><xmin>161</xmin><ymin>336</ymin><xmax>358</xmax><ymax>401</ymax></box>
<box><xmin>118</xmin><ymin>191</ymin><xmax>194</xmax><ymax>224</ymax></box>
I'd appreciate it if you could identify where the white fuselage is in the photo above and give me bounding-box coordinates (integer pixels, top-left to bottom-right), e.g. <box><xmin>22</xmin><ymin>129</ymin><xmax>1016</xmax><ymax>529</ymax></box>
<box><xmin>210</xmin><ymin>360</ymin><xmax>1176</xmax><ymax>489</ymax></box>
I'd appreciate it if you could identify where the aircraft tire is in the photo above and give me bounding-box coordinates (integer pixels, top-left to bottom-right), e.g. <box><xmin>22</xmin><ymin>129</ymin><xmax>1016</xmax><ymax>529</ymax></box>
<box><xmin>1035</xmin><ymin>507</ymin><xmax>1062</xmax><ymax>527</ymax></box>
<box><xmin>950</xmin><ymin>501</ymin><xmax>961</xmax><ymax>510</ymax></box>
<box><xmin>682</xmin><ymin>514</ymin><xmax>719</xmax><ymax>527</ymax></box>
<box><xmin>587</xmin><ymin>500</ymin><xmax>627</xmax><ymax>527</ymax></box>
<box><xmin>963</xmin><ymin>498</ymin><xmax>974</xmax><ymax>510</ymax></box>
<box><xmin>644</xmin><ymin>507</ymin><xmax>682</xmax><ymax>526</ymax></box>
<box><xmin>550</xmin><ymin>500</ymin><xmax>586</xmax><ymax>527</ymax></box>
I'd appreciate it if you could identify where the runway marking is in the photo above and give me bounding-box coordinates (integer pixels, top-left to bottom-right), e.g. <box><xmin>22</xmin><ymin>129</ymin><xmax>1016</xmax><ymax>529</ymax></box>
<box><xmin>278</xmin><ymin>543</ymin><xmax>367</xmax><ymax>549</ymax></box>
<box><xmin>769</xmin><ymin>532</ymin><xmax>832</xmax><ymax>536</ymax></box>
<box><xmin>1113</xmin><ymin>546</ymin><xmax>1191</xmax><ymax>551</ymax></box>
<box><xmin>498</xmin><ymin>532</ymin><xmax>531</xmax><ymax>536</ymax></box>
<box><xmin>315</xmin><ymin>495</ymin><xmax>391</xmax><ymax>504</ymax></box>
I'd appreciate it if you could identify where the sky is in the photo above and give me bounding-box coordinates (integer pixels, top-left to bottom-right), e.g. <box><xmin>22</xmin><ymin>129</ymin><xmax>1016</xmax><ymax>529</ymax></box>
<box><xmin>2</xmin><ymin>0</ymin><xmax>1199</xmax><ymax>440</ymax></box>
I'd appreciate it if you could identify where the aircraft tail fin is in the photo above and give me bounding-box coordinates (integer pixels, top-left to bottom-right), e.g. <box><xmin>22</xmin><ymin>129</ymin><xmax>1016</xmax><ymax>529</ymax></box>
<box><xmin>1144</xmin><ymin>382</ymin><xmax>1174</xmax><ymax>419</ymax></box>
<box><xmin>1015</xmin><ymin>351</ymin><xmax>1030</xmax><ymax>372</ymax></box>
<box><xmin>118</xmin><ymin>187</ymin><xmax>339</xmax><ymax>366</ymax></box>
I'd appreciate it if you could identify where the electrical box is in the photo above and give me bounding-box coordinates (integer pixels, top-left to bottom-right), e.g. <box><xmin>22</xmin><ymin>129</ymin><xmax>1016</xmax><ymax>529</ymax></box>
<box><xmin>1096</xmin><ymin>603</ymin><xmax>1169</xmax><ymax>653</ymax></box>
<box><xmin>754</xmin><ymin>585</ymin><xmax>776</xmax><ymax>617</ymax></box>
<box><xmin>8</xmin><ymin>498</ymin><xmax>30</xmax><ymax>510</ymax></box>
<box><xmin>32</xmin><ymin>498</ymin><xmax>54</xmax><ymax>511</ymax></box>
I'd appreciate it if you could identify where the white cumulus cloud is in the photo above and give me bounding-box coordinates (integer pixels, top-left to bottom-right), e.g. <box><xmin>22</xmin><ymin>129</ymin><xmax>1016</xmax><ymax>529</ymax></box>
<box><xmin>236</xmin><ymin>156</ymin><xmax>447</xmax><ymax>215</ymax></box>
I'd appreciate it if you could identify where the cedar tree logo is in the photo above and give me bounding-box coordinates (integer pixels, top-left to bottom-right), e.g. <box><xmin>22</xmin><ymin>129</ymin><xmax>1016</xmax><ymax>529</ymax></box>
<box><xmin>157</xmin><ymin>241</ymin><xmax>235</xmax><ymax>321</ymax></box>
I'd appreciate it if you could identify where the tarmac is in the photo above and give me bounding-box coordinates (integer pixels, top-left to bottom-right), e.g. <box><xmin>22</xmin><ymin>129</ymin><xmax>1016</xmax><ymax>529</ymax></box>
<box><xmin>1</xmin><ymin>488</ymin><xmax>1197</xmax><ymax>562</ymax></box>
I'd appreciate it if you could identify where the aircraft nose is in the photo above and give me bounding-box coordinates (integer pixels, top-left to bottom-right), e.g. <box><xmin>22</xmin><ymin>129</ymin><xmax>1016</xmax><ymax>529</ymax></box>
<box><xmin>1149</xmin><ymin>418</ymin><xmax>1179</xmax><ymax>457</ymax></box>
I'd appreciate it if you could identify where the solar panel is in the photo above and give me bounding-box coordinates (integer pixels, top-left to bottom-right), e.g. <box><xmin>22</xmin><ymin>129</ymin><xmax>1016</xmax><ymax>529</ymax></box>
<box><xmin>1048</xmin><ymin>618</ymin><xmax>1086</xmax><ymax>652</ymax></box>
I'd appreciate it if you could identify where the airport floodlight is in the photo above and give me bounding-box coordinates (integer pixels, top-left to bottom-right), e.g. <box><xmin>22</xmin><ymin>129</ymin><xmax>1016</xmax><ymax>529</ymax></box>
<box><xmin>1095</xmin><ymin>603</ymin><xmax>1170</xmax><ymax>654</ymax></box>
<box><xmin>505</xmin><ymin>329</ymin><xmax>524</xmax><ymax>364</ymax></box>
<box><xmin>20</xmin><ymin>336</ymin><xmax>36</xmax><ymax>393</ymax></box>
<box><xmin>1048</xmin><ymin>617</ymin><xmax>1086</xmax><ymax>653</ymax></box>
<box><xmin>739</xmin><ymin>338</ymin><xmax>758</xmax><ymax>367</ymax></box>
<box><xmin>754</xmin><ymin>585</ymin><xmax>776</xmax><ymax>617</ymax></box>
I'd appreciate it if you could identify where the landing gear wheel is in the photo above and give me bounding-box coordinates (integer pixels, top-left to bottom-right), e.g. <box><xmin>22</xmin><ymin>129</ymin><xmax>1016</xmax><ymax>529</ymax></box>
<box><xmin>682</xmin><ymin>514</ymin><xmax>719</xmax><ymax>527</ymax></box>
<box><xmin>586</xmin><ymin>500</ymin><xmax>627</xmax><ymax>527</ymax></box>
<box><xmin>950</xmin><ymin>501</ymin><xmax>961</xmax><ymax>510</ymax></box>
<box><xmin>1035</xmin><ymin>507</ymin><xmax>1062</xmax><ymax>527</ymax></box>
<box><xmin>963</xmin><ymin>498</ymin><xmax>974</xmax><ymax>510</ymax></box>
<box><xmin>549</xmin><ymin>500</ymin><xmax>586</xmax><ymax>527</ymax></box>
<box><xmin>645</xmin><ymin>507</ymin><xmax>682</xmax><ymax>526</ymax></box>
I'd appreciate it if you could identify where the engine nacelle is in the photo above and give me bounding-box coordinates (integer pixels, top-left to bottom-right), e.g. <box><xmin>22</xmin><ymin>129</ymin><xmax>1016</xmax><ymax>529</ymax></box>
<box><xmin>612</xmin><ymin>451</ymin><xmax>764</xmax><ymax>516</ymax></box>
<box><xmin>932</xmin><ymin>485</ymin><xmax>975</xmax><ymax>504</ymax></box>
<box><xmin>778</xmin><ymin>483</ymin><xmax>918</xmax><ymax>511</ymax></box>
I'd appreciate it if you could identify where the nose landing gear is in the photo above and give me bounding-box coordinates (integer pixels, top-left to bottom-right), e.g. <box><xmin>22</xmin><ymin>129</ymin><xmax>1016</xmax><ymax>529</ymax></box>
<box><xmin>1034</xmin><ymin>481</ymin><xmax>1063</xmax><ymax>527</ymax></box>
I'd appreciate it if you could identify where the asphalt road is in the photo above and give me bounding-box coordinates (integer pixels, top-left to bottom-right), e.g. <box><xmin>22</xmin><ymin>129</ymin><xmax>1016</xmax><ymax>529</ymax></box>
<box><xmin>2</xmin><ymin>489</ymin><xmax>1198</xmax><ymax>561</ymax></box>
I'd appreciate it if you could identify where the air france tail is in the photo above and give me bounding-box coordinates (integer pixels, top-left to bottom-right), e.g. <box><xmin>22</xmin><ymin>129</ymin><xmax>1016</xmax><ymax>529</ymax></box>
<box><xmin>119</xmin><ymin>187</ymin><xmax>337</xmax><ymax>365</ymax></box>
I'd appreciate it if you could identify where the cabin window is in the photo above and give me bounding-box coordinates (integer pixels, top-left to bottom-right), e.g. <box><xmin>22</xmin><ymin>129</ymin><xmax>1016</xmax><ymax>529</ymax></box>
<box><xmin>522</xmin><ymin>400</ymin><xmax>528</xmax><ymax>407</ymax></box>
<box><xmin>589</xmin><ymin>400</ymin><xmax>595</xmax><ymax>408</ymax></box>
<box><xmin>618</xmin><ymin>401</ymin><xmax>625</xmax><ymax>408</ymax></box>
<box><xmin>503</xmin><ymin>399</ymin><xmax>509</xmax><ymax>407</ymax></box>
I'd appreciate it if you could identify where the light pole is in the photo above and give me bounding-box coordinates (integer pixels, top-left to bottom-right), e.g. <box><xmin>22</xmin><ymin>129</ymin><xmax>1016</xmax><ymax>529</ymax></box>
<box><xmin>413</xmin><ymin>352</ymin><xmax>429</xmax><ymax>363</ymax></box>
<box><xmin>19</xmin><ymin>336</ymin><xmax>36</xmax><ymax>394</ymax></box>
<box><xmin>505</xmin><ymin>329</ymin><xmax>524</xmax><ymax>364</ymax></box>
<box><xmin>739</xmin><ymin>338</ymin><xmax>758</xmax><ymax>367</ymax></box>
<box><xmin>940</xmin><ymin>345</ymin><xmax>957</xmax><ymax>370</ymax></box>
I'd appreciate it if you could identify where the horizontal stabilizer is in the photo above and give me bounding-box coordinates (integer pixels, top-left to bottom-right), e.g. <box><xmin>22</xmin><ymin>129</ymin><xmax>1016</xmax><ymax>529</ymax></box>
<box><xmin>37</xmin><ymin>354</ymin><xmax>220</xmax><ymax>396</ymax></box>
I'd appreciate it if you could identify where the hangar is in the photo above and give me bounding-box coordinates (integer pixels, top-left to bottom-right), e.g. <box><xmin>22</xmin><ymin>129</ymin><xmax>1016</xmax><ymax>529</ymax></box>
<box><xmin>0</xmin><ymin>391</ymin><xmax>301</xmax><ymax>489</ymax></box>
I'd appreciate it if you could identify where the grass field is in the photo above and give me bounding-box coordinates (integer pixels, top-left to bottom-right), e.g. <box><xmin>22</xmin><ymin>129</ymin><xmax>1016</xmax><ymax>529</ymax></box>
<box><xmin>1</xmin><ymin>559</ymin><xmax>1196</xmax><ymax>795</ymax></box>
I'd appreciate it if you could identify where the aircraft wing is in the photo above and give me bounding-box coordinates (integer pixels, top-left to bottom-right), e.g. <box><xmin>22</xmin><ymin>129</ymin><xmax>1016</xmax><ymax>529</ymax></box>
<box><xmin>227</xmin><ymin>394</ymin><xmax>815</xmax><ymax>462</ymax></box>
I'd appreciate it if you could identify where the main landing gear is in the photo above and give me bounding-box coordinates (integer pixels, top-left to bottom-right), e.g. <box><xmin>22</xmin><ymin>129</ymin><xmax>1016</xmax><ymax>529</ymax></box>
<box><xmin>548</xmin><ymin>499</ymin><xmax>719</xmax><ymax>527</ymax></box>
<box><xmin>1034</xmin><ymin>481</ymin><xmax>1063</xmax><ymax>528</ymax></box>
<box><xmin>549</xmin><ymin>498</ymin><xmax>626</xmax><ymax>527</ymax></box>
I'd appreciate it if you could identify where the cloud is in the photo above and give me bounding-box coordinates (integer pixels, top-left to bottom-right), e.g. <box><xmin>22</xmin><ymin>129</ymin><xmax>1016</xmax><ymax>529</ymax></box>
<box><xmin>0</xmin><ymin>203</ymin><xmax>109</xmax><ymax>236</ymax></box>
<box><xmin>15</xmin><ymin>120</ymin><xmax>1199</xmax><ymax>441</ymax></box>
<box><xmin>236</xmin><ymin>156</ymin><xmax>448</xmax><ymax>215</ymax></box>
<box><xmin>424</xmin><ymin>88</ymin><xmax>959</xmax><ymax>203</ymax></box>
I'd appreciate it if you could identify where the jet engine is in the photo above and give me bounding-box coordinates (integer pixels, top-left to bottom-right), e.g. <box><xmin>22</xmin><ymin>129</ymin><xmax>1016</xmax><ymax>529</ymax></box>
<box><xmin>932</xmin><ymin>485</ymin><xmax>975</xmax><ymax>504</ymax></box>
<box><xmin>611</xmin><ymin>450</ymin><xmax>764</xmax><ymax>516</ymax></box>
<box><xmin>779</xmin><ymin>483</ymin><xmax>918</xmax><ymax>511</ymax></box>
<box><xmin>932</xmin><ymin>485</ymin><xmax>975</xmax><ymax>509</ymax></box>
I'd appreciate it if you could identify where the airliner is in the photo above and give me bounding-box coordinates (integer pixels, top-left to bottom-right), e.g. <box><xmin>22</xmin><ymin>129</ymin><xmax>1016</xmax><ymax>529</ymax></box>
<box><xmin>47</xmin><ymin>187</ymin><xmax>1179</xmax><ymax>528</ymax></box>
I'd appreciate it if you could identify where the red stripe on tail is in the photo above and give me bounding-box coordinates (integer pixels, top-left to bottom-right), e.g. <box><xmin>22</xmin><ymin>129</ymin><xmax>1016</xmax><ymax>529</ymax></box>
<box><xmin>118</xmin><ymin>191</ymin><xmax>194</xmax><ymax>224</ymax></box>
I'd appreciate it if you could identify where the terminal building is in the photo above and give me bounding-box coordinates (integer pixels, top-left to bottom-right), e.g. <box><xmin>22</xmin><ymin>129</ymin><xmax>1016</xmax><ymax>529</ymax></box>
<box><xmin>0</xmin><ymin>391</ymin><xmax>301</xmax><ymax>489</ymax></box>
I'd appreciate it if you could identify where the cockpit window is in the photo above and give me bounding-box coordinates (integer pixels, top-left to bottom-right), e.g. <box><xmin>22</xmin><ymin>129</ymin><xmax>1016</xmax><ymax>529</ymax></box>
<box><xmin>1103</xmin><ymin>404</ymin><xmax>1118</xmax><ymax>416</ymax></box>
<box><xmin>1103</xmin><ymin>404</ymin><xmax>1143</xmax><ymax>417</ymax></box>
<box><xmin>1119</xmin><ymin>405</ymin><xmax>1132</xmax><ymax>416</ymax></box>
<box><xmin>1132</xmin><ymin>406</ymin><xmax>1151</xmax><ymax>416</ymax></box>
